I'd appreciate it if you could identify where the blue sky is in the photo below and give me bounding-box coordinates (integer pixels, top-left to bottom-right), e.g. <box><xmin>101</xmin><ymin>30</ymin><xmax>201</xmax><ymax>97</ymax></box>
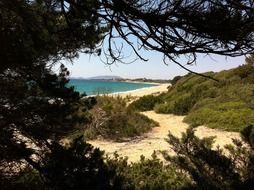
<box><xmin>65</xmin><ymin>51</ymin><xmax>245</xmax><ymax>79</ymax></box>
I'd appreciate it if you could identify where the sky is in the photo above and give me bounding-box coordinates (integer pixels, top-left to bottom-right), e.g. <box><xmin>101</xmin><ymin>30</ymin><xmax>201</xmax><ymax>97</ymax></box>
<box><xmin>64</xmin><ymin>50</ymin><xmax>245</xmax><ymax>80</ymax></box>
<box><xmin>63</xmin><ymin>32</ymin><xmax>246</xmax><ymax>80</ymax></box>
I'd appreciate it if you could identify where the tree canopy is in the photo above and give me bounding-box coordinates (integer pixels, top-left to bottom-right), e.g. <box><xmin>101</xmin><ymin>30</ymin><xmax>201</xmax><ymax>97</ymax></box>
<box><xmin>0</xmin><ymin>0</ymin><xmax>106</xmax><ymax>186</ymax></box>
<box><xmin>97</xmin><ymin>0</ymin><xmax>254</xmax><ymax>67</ymax></box>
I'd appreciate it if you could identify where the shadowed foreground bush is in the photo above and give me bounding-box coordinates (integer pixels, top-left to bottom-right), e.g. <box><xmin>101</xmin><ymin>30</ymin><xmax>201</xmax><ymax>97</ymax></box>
<box><xmin>107</xmin><ymin>153</ymin><xmax>193</xmax><ymax>190</ymax></box>
<box><xmin>2</xmin><ymin>137</ymin><xmax>122</xmax><ymax>190</ymax></box>
<box><xmin>4</xmin><ymin>126</ymin><xmax>254</xmax><ymax>190</ymax></box>
<box><xmin>163</xmin><ymin>125</ymin><xmax>254</xmax><ymax>190</ymax></box>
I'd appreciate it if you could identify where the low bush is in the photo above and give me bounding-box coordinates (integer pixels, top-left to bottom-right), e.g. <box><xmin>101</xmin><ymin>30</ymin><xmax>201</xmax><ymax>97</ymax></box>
<box><xmin>7</xmin><ymin>126</ymin><xmax>254</xmax><ymax>190</ymax></box>
<box><xmin>128</xmin><ymin>95</ymin><xmax>163</xmax><ymax>111</ymax></box>
<box><xmin>84</xmin><ymin>96</ymin><xmax>158</xmax><ymax>141</ymax></box>
<box><xmin>170</xmin><ymin>75</ymin><xmax>183</xmax><ymax>86</ymax></box>
<box><xmin>154</xmin><ymin>102</ymin><xmax>174</xmax><ymax>113</ymax></box>
<box><xmin>107</xmin><ymin>153</ymin><xmax>193</xmax><ymax>190</ymax></box>
<box><xmin>164</xmin><ymin>126</ymin><xmax>254</xmax><ymax>190</ymax></box>
<box><xmin>184</xmin><ymin>101</ymin><xmax>254</xmax><ymax>131</ymax></box>
<box><xmin>1</xmin><ymin>167</ymin><xmax>43</xmax><ymax>190</ymax></box>
<box><xmin>2</xmin><ymin>138</ymin><xmax>123</xmax><ymax>190</ymax></box>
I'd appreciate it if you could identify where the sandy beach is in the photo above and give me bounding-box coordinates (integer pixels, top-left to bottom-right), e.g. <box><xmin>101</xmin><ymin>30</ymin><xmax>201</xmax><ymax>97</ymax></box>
<box><xmin>110</xmin><ymin>83</ymin><xmax>171</xmax><ymax>98</ymax></box>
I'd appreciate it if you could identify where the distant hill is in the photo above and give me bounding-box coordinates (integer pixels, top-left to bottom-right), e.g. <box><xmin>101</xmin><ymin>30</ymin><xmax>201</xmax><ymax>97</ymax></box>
<box><xmin>86</xmin><ymin>75</ymin><xmax>123</xmax><ymax>80</ymax></box>
<box><xmin>70</xmin><ymin>76</ymin><xmax>123</xmax><ymax>80</ymax></box>
<box><xmin>129</xmin><ymin>78</ymin><xmax>171</xmax><ymax>83</ymax></box>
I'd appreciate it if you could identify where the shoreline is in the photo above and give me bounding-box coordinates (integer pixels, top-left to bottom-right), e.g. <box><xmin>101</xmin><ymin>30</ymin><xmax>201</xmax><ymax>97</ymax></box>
<box><xmin>122</xmin><ymin>80</ymin><xmax>161</xmax><ymax>85</ymax></box>
<box><xmin>86</xmin><ymin>81</ymin><xmax>170</xmax><ymax>98</ymax></box>
<box><xmin>108</xmin><ymin>83</ymin><xmax>170</xmax><ymax>98</ymax></box>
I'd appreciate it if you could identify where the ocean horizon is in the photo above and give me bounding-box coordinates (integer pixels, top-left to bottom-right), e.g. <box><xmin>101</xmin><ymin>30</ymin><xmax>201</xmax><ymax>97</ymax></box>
<box><xmin>68</xmin><ymin>79</ymin><xmax>158</xmax><ymax>95</ymax></box>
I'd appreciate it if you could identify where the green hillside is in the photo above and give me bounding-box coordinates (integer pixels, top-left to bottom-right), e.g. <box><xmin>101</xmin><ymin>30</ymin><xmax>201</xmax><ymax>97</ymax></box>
<box><xmin>129</xmin><ymin>63</ymin><xmax>254</xmax><ymax>132</ymax></box>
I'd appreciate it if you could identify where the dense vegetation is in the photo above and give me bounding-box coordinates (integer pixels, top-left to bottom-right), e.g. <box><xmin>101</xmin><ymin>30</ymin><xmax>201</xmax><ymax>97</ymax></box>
<box><xmin>7</xmin><ymin>139</ymin><xmax>122</xmax><ymax>190</ymax></box>
<box><xmin>0</xmin><ymin>0</ymin><xmax>115</xmax><ymax>189</ymax></box>
<box><xmin>163</xmin><ymin>125</ymin><xmax>254</xmax><ymax>190</ymax></box>
<box><xmin>128</xmin><ymin>95</ymin><xmax>164</xmax><ymax>112</ymax></box>
<box><xmin>12</xmin><ymin>125</ymin><xmax>254</xmax><ymax>190</ymax></box>
<box><xmin>107</xmin><ymin>153</ymin><xmax>193</xmax><ymax>190</ymax></box>
<box><xmin>81</xmin><ymin>96</ymin><xmax>158</xmax><ymax>141</ymax></box>
<box><xmin>130</xmin><ymin>63</ymin><xmax>254</xmax><ymax>132</ymax></box>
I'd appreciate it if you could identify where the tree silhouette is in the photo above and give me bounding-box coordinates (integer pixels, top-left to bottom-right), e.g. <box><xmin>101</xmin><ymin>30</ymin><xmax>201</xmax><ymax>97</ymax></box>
<box><xmin>0</xmin><ymin>0</ymin><xmax>109</xmax><ymax>188</ymax></box>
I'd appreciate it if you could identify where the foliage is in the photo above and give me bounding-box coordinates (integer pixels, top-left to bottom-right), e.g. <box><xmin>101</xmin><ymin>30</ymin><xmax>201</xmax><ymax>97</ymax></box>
<box><xmin>83</xmin><ymin>96</ymin><xmax>158</xmax><ymax>141</ymax></box>
<box><xmin>93</xmin><ymin>87</ymin><xmax>113</xmax><ymax>95</ymax></box>
<box><xmin>2</xmin><ymin>137</ymin><xmax>123</xmax><ymax>190</ymax></box>
<box><xmin>107</xmin><ymin>153</ymin><xmax>193</xmax><ymax>190</ymax></box>
<box><xmin>1</xmin><ymin>167</ymin><xmax>44</xmax><ymax>190</ymax></box>
<box><xmin>0</xmin><ymin>0</ymin><xmax>105</xmax><ymax>73</ymax></box>
<box><xmin>128</xmin><ymin>95</ymin><xmax>163</xmax><ymax>111</ymax></box>
<box><xmin>163</xmin><ymin>126</ymin><xmax>254</xmax><ymax>190</ymax></box>
<box><xmin>170</xmin><ymin>75</ymin><xmax>183</xmax><ymax>86</ymax></box>
<box><xmin>0</xmin><ymin>0</ymin><xmax>105</xmax><ymax>158</ymax></box>
<box><xmin>184</xmin><ymin>101</ymin><xmax>254</xmax><ymax>131</ymax></box>
<box><xmin>97</xmin><ymin>0</ymin><xmax>254</xmax><ymax>70</ymax></box>
<box><xmin>246</xmin><ymin>54</ymin><xmax>254</xmax><ymax>66</ymax></box>
<box><xmin>40</xmin><ymin>137</ymin><xmax>121</xmax><ymax>190</ymax></box>
<box><xmin>153</xmin><ymin>63</ymin><xmax>254</xmax><ymax>131</ymax></box>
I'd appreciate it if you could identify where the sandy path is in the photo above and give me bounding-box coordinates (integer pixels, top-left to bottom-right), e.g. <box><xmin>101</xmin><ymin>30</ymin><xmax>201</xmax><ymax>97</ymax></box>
<box><xmin>89</xmin><ymin>111</ymin><xmax>241</xmax><ymax>162</ymax></box>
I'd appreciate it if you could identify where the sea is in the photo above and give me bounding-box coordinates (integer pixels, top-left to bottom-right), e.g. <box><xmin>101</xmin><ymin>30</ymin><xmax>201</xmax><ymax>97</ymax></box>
<box><xmin>68</xmin><ymin>79</ymin><xmax>157</xmax><ymax>96</ymax></box>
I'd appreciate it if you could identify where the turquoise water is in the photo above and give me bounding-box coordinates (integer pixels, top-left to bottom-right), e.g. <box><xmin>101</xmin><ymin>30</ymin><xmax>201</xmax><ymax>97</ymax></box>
<box><xmin>68</xmin><ymin>79</ymin><xmax>157</xmax><ymax>95</ymax></box>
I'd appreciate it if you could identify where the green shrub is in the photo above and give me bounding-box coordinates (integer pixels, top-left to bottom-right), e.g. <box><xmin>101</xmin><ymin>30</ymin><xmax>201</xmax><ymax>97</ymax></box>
<box><xmin>164</xmin><ymin>126</ymin><xmax>254</xmax><ymax>190</ymax></box>
<box><xmin>154</xmin><ymin>102</ymin><xmax>173</xmax><ymax>113</ymax></box>
<box><xmin>154</xmin><ymin>93</ymin><xmax>198</xmax><ymax>115</ymax></box>
<box><xmin>84</xmin><ymin>96</ymin><xmax>158</xmax><ymax>141</ymax></box>
<box><xmin>107</xmin><ymin>153</ymin><xmax>193</xmax><ymax>190</ymax></box>
<box><xmin>152</xmin><ymin>64</ymin><xmax>254</xmax><ymax>132</ymax></box>
<box><xmin>84</xmin><ymin>127</ymin><xmax>98</xmax><ymax>139</ymax></box>
<box><xmin>3</xmin><ymin>167</ymin><xmax>43</xmax><ymax>190</ymax></box>
<box><xmin>170</xmin><ymin>75</ymin><xmax>182</xmax><ymax>86</ymax></box>
<box><xmin>184</xmin><ymin>101</ymin><xmax>254</xmax><ymax>131</ymax></box>
<box><xmin>234</xmin><ymin>63</ymin><xmax>254</xmax><ymax>79</ymax></box>
<box><xmin>128</xmin><ymin>95</ymin><xmax>163</xmax><ymax>111</ymax></box>
<box><xmin>172</xmin><ymin>93</ymin><xmax>197</xmax><ymax>115</ymax></box>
